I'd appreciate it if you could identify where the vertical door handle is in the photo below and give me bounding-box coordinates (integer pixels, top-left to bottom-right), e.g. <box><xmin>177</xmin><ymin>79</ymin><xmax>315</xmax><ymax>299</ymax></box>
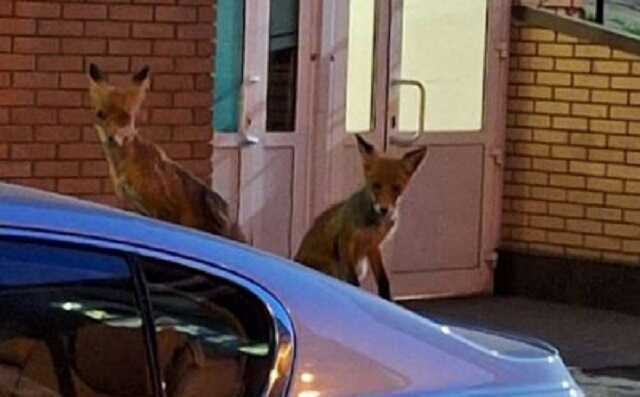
<box><xmin>389</xmin><ymin>79</ymin><xmax>426</xmax><ymax>146</ymax></box>
<box><xmin>238</xmin><ymin>81</ymin><xmax>260</xmax><ymax>146</ymax></box>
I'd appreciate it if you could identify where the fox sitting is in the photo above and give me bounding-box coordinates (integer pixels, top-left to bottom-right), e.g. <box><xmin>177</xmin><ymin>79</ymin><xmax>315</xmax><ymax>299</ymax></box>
<box><xmin>295</xmin><ymin>135</ymin><xmax>427</xmax><ymax>300</ymax></box>
<box><xmin>88</xmin><ymin>64</ymin><xmax>246</xmax><ymax>243</ymax></box>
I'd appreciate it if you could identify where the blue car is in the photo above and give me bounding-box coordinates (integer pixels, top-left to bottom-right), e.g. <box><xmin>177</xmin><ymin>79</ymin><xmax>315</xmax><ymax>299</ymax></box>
<box><xmin>0</xmin><ymin>182</ymin><xmax>583</xmax><ymax>397</ymax></box>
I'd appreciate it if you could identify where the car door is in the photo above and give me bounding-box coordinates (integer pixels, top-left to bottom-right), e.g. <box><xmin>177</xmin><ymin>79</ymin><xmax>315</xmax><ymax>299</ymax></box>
<box><xmin>0</xmin><ymin>239</ymin><xmax>157</xmax><ymax>397</ymax></box>
<box><xmin>0</xmin><ymin>234</ymin><xmax>293</xmax><ymax>397</ymax></box>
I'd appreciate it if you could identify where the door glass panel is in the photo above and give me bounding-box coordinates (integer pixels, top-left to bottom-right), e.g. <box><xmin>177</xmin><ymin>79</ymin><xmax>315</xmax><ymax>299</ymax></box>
<box><xmin>214</xmin><ymin>0</ymin><xmax>245</xmax><ymax>133</ymax></box>
<box><xmin>267</xmin><ymin>0</ymin><xmax>299</xmax><ymax>132</ymax></box>
<box><xmin>140</xmin><ymin>259</ymin><xmax>275</xmax><ymax>397</ymax></box>
<box><xmin>345</xmin><ymin>0</ymin><xmax>376</xmax><ymax>133</ymax></box>
<box><xmin>397</xmin><ymin>0</ymin><xmax>487</xmax><ymax>132</ymax></box>
<box><xmin>0</xmin><ymin>241</ymin><xmax>153</xmax><ymax>397</ymax></box>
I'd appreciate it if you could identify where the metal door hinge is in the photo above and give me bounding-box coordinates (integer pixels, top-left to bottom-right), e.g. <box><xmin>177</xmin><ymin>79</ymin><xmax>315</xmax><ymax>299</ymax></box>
<box><xmin>490</xmin><ymin>148</ymin><xmax>504</xmax><ymax>167</ymax></box>
<box><xmin>497</xmin><ymin>41</ymin><xmax>509</xmax><ymax>60</ymax></box>
<box><xmin>485</xmin><ymin>251</ymin><xmax>499</xmax><ymax>269</ymax></box>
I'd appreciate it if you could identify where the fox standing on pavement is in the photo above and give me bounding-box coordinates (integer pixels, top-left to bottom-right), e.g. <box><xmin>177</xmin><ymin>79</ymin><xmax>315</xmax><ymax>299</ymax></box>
<box><xmin>295</xmin><ymin>135</ymin><xmax>427</xmax><ymax>300</ymax></box>
<box><xmin>88</xmin><ymin>64</ymin><xmax>246</xmax><ymax>243</ymax></box>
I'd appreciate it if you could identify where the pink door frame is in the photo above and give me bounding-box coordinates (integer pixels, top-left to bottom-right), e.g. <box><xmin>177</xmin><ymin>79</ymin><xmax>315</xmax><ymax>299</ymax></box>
<box><xmin>308</xmin><ymin>0</ymin><xmax>512</xmax><ymax>298</ymax></box>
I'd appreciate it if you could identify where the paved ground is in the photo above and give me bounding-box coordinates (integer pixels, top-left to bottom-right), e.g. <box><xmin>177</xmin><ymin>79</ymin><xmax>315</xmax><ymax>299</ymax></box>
<box><xmin>403</xmin><ymin>296</ymin><xmax>640</xmax><ymax>396</ymax></box>
<box><xmin>571</xmin><ymin>369</ymin><xmax>640</xmax><ymax>396</ymax></box>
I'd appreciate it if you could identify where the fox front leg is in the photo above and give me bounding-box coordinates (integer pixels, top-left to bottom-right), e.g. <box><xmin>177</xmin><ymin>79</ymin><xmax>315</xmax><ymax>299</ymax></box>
<box><xmin>367</xmin><ymin>248</ymin><xmax>391</xmax><ymax>301</ymax></box>
<box><xmin>337</xmin><ymin>237</ymin><xmax>361</xmax><ymax>287</ymax></box>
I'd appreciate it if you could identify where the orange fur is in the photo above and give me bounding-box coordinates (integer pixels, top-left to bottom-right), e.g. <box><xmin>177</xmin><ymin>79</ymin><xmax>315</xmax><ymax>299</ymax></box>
<box><xmin>88</xmin><ymin>64</ymin><xmax>246</xmax><ymax>243</ymax></box>
<box><xmin>295</xmin><ymin>135</ymin><xmax>427</xmax><ymax>300</ymax></box>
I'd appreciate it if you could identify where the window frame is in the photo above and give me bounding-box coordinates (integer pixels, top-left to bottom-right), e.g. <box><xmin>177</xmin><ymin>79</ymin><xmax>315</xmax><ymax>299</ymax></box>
<box><xmin>213</xmin><ymin>0</ymin><xmax>313</xmax><ymax>139</ymax></box>
<box><xmin>389</xmin><ymin>0</ymin><xmax>490</xmax><ymax>134</ymax></box>
<box><xmin>133</xmin><ymin>254</ymin><xmax>284</xmax><ymax>397</ymax></box>
<box><xmin>0</xmin><ymin>230</ymin><xmax>294</xmax><ymax>397</ymax></box>
<box><xmin>338</xmin><ymin>0</ymin><xmax>494</xmax><ymax>137</ymax></box>
<box><xmin>0</xmin><ymin>237</ymin><xmax>161</xmax><ymax>397</ymax></box>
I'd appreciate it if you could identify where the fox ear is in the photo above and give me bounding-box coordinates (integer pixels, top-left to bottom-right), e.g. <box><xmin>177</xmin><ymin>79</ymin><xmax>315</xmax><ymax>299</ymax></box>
<box><xmin>355</xmin><ymin>134</ymin><xmax>377</xmax><ymax>159</ymax></box>
<box><xmin>402</xmin><ymin>146</ymin><xmax>427</xmax><ymax>175</ymax></box>
<box><xmin>132</xmin><ymin>65</ymin><xmax>150</xmax><ymax>86</ymax></box>
<box><xmin>88</xmin><ymin>63</ymin><xmax>105</xmax><ymax>84</ymax></box>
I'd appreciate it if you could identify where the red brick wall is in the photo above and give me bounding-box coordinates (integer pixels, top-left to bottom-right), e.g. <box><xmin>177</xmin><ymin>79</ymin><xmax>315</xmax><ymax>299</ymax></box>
<box><xmin>0</xmin><ymin>0</ymin><xmax>215</xmax><ymax>207</ymax></box>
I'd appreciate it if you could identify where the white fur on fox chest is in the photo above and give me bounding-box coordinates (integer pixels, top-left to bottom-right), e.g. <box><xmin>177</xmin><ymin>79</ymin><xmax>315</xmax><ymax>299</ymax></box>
<box><xmin>356</xmin><ymin>215</ymin><xmax>399</xmax><ymax>282</ymax></box>
<box><xmin>356</xmin><ymin>258</ymin><xmax>369</xmax><ymax>281</ymax></box>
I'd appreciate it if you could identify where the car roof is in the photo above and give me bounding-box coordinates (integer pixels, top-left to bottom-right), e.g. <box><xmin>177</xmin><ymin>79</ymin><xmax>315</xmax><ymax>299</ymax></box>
<box><xmin>0</xmin><ymin>182</ymin><xmax>302</xmax><ymax>282</ymax></box>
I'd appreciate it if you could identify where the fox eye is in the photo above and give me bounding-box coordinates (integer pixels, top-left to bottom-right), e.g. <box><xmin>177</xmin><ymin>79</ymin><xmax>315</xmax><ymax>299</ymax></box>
<box><xmin>372</xmin><ymin>183</ymin><xmax>382</xmax><ymax>191</ymax></box>
<box><xmin>96</xmin><ymin>110</ymin><xmax>106</xmax><ymax>120</ymax></box>
<box><xmin>392</xmin><ymin>185</ymin><xmax>402</xmax><ymax>194</ymax></box>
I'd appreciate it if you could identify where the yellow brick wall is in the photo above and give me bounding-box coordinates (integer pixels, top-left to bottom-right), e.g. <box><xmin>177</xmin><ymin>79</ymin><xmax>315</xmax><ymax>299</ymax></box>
<box><xmin>503</xmin><ymin>25</ymin><xmax>640</xmax><ymax>265</ymax></box>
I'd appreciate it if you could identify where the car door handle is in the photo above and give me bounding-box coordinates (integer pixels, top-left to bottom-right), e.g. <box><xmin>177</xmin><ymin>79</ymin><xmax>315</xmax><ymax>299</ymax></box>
<box><xmin>389</xmin><ymin>79</ymin><xmax>426</xmax><ymax>146</ymax></box>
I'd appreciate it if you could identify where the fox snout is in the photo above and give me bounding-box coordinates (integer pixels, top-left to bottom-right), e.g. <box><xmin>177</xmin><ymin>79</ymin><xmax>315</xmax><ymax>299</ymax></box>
<box><xmin>373</xmin><ymin>203</ymin><xmax>392</xmax><ymax>217</ymax></box>
<box><xmin>375</xmin><ymin>204</ymin><xmax>389</xmax><ymax>216</ymax></box>
<box><xmin>370</xmin><ymin>179</ymin><xmax>404</xmax><ymax>219</ymax></box>
<box><xmin>371</xmin><ymin>192</ymin><xmax>400</xmax><ymax>220</ymax></box>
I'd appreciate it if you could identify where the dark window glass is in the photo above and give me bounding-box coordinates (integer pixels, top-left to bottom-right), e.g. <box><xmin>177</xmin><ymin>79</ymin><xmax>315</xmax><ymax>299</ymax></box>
<box><xmin>0</xmin><ymin>240</ymin><xmax>153</xmax><ymax>397</ymax></box>
<box><xmin>267</xmin><ymin>0</ymin><xmax>299</xmax><ymax>132</ymax></box>
<box><xmin>140</xmin><ymin>260</ymin><xmax>274</xmax><ymax>397</ymax></box>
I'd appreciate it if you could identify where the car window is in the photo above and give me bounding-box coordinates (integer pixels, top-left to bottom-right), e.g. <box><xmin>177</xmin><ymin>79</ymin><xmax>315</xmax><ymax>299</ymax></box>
<box><xmin>0</xmin><ymin>240</ymin><xmax>154</xmax><ymax>397</ymax></box>
<box><xmin>139</xmin><ymin>259</ymin><xmax>275</xmax><ymax>397</ymax></box>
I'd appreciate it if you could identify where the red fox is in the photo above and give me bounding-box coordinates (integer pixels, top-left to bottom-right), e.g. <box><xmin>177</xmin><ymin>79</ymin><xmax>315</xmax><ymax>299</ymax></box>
<box><xmin>295</xmin><ymin>135</ymin><xmax>427</xmax><ymax>300</ymax></box>
<box><xmin>88</xmin><ymin>64</ymin><xmax>246</xmax><ymax>243</ymax></box>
